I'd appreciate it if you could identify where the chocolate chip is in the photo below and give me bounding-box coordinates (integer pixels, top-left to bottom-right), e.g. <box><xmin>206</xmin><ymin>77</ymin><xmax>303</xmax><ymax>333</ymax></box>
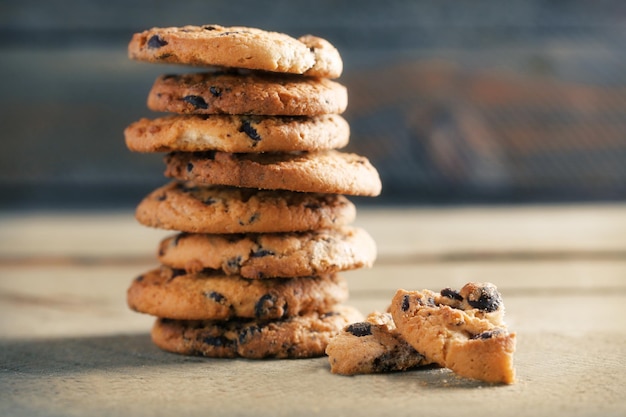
<box><xmin>441</xmin><ymin>288</ymin><xmax>463</xmax><ymax>301</ymax></box>
<box><xmin>135</xmin><ymin>274</ymin><xmax>144</xmax><ymax>282</ymax></box>
<box><xmin>467</xmin><ymin>286</ymin><xmax>502</xmax><ymax>313</ymax></box>
<box><xmin>182</xmin><ymin>95</ymin><xmax>208</xmax><ymax>109</ymax></box>
<box><xmin>203</xmin><ymin>197</ymin><xmax>216</xmax><ymax>205</ymax></box>
<box><xmin>209</xmin><ymin>86</ymin><xmax>222</xmax><ymax>97</ymax></box>
<box><xmin>186</xmin><ymin>162</ymin><xmax>194</xmax><ymax>172</ymax></box>
<box><xmin>206</xmin><ymin>291</ymin><xmax>226</xmax><ymax>303</ymax></box>
<box><xmin>238</xmin><ymin>325</ymin><xmax>261</xmax><ymax>344</ymax></box>
<box><xmin>401</xmin><ymin>294</ymin><xmax>410</xmax><ymax>311</ymax></box>
<box><xmin>239</xmin><ymin>119</ymin><xmax>262</xmax><ymax>143</ymax></box>
<box><xmin>156</xmin><ymin>193</ymin><xmax>167</xmax><ymax>201</ymax></box>
<box><xmin>202</xmin><ymin>335</ymin><xmax>231</xmax><ymax>347</ymax></box>
<box><xmin>203</xmin><ymin>25</ymin><xmax>218</xmax><ymax>31</ymax></box>
<box><xmin>225</xmin><ymin>256</ymin><xmax>242</xmax><ymax>273</ymax></box>
<box><xmin>254</xmin><ymin>293</ymin><xmax>279</xmax><ymax>318</ymax></box>
<box><xmin>304</xmin><ymin>203</ymin><xmax>321</xmax><ymax>210</ymax></box>
<box><xmin>147</xmin><ymin>35</ymin><xmax>168</xmax><ymax>49</ymax></box>
<box><xmin>346</xmin><ymin>322</ymin><xmax>372</xmax><ymax>337</ymax></box>
<box><xmin>250</xmin><ymin>248</ymin><xmax>274</xmax><ymax>258</ymax></box>
<box><xmin>471</xmin><ymin>329</ymin><xmax>503</xmax><ymax>340</ymax></box>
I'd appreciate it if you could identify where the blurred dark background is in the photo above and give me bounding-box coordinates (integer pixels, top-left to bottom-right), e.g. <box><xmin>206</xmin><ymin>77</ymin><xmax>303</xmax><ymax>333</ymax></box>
<box><xmin>1</xmin><ymin>0</ymin><xmax>625</xmax><ymax>210</ymax></box>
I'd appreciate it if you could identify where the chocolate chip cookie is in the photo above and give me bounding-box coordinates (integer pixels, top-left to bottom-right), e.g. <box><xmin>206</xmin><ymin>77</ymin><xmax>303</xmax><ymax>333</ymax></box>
<box><xmin>135</xmin><ymin>181</ymin><xmax>357</xmax><ymax>234</ymax></box>
<box><xmin>125</xmin><ymin>114</ymin><xmax>350</xmax><ymax>153</ymax></box>
<box><xmin>157</xmin><ymin>226</ymin><xmax>377</xmax><ymax>278</ymax></box>
<box><xmin>128</xmin><ymin>24</ymin><xmax>343</xmax><ymax>78</ymax></box>
<box><xmin>127</xmin><ymin>266</ymin><xmax>348</xmax><ymax>320</ymax></box>
<box><xmin>389</xmin><ymin>282</ymin><xmax>516</xmax><ymax>384</ymax></box>
<box><xmin>326</xmin><ymin>311</ymin><xmax>432</xmax><ymax>375</ymax></box>
<box><xmin>164</xmin><ymin>150</ymin><xmax>382</xmax><ymax>196</ymax></box>
<box><xmin>147</xmin><ymin>71</ymin><xmax>348</xmax><ymax>116</ymax></box>
<box><xmin>151</xmin><ymin>305</ymin><xmax>363</xmax><ymax>358</ymax></box>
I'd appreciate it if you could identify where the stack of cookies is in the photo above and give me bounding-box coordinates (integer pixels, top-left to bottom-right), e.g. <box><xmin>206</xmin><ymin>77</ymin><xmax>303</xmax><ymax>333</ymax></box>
<box><xmin>124</xmin><ymin>24</ymin><xmax>381</xmax><ymax>359</ymax></box>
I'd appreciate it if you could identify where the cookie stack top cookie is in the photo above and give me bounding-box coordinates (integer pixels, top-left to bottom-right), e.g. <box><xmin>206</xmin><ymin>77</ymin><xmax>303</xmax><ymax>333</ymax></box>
<box><xmin>128</xmin><ymin>24</ymin><xmax>344</xmax><ymax>78</ymax></box>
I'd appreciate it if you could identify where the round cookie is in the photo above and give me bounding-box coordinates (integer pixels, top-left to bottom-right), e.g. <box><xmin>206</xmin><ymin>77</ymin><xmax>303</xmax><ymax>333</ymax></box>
<box><xmin>124</xmin><ymin>114</ymin><xmax>350</xmax><ymax>153</ymax></box>
<box><xmin>157</xmin><ymin>226</ymin><xmax>377</xmax><ymax>279</ymax></box>
<box><xmin>389</xmin><ymin>283</ymin><xmax>516</xmax><ymax>384</ymax></box>
<box><xmin>164</xmin><ymin>150</ymin><xmax>382</xmax><ymax>196</ymax></box>
<box><xmin>127</xmin><ymin>266</ymin><xmax>348</xmax><ymax>320</ymax></box>
<box><xmin>146</xmin><ymin>72</ymin><xmax>348</xmax><ymax>116</ymax></box>
<box><xmin>135</xmin><ymin>181</ymin><xmax>357</xmax><ymax>234</ymax></box>
<box><xmin>151</xmin><ymin>305</ymin><xmax>364</xmax><ymax>359</ymax></box>
<box><xmin>128</xmin><ymin>24</ymin><xmax>343</xmax><ymax>78</ymax></box>
<box><xmin>326</xmin><ymin>312</ymin><xmax>432</xmax><ymax>375</ymax></box>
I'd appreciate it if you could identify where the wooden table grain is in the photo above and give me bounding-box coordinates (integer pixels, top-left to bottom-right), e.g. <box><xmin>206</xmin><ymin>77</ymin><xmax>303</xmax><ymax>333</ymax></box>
<box><xmin>1</xmin><ymin>204</ymin><xmax>625</xmax><ymax>417</ymax></box>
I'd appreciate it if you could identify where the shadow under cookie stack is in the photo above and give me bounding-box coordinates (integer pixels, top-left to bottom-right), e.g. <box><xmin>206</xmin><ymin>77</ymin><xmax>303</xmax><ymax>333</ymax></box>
<box><xmin>124</xmin><ymin>24</ymin><xmax>381</xmax><ymax>359</ymax></box>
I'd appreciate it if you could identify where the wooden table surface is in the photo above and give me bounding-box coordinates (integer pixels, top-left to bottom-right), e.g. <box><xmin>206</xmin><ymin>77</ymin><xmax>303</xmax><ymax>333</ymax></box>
<box><xmin>1</xmin><ymin>204</ymin><xmax>626</xmax><ymax>417</ymax></box>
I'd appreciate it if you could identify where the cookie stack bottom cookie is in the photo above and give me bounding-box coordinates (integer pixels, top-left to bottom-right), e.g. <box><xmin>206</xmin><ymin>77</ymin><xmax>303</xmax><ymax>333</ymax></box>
<box><xmin>124</xmin><ymin>24</ymin><xmax>381</xmax><ymax>359</ymax></box>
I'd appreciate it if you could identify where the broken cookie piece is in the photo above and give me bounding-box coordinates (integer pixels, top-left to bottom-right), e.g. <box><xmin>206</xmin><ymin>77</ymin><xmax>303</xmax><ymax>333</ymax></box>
<box><xmin>326</xmin><ymin>311</ymin><xmax>431</xmax><ymax>375</ymax></box>
<box><xmin>390</xmin><ymin>282</ymin><xmax>516</xmax><ymax>384</ymax></box>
